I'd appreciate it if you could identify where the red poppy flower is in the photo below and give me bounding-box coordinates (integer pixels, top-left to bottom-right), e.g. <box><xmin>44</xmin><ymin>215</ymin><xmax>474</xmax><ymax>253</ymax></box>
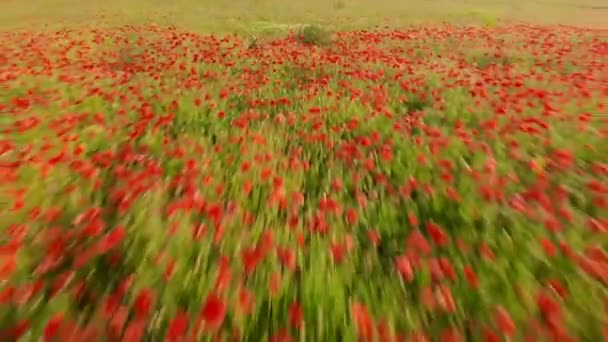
<box><xmin>351</xmin><ymin>302</ymin><xmax>373</xmax><ymax>341</ymax></box>
<box><xmin>166</xmin><ymin>311</ymin><xmax>189</xmax><ymax>340</ymax></box>
<box><xmin>200</xmin><ymin>293</ymin><xmax>226</xmax><ymax>330</ymax></box>
<box><xmin>288</xmin><ymin>301</ymin><xmax>304</xmax><ymax>329</ymax></box>
<box><xmin>133</xmin><ymin>288</ymin><xmax>154</xmax><ymax>318</ymax></box>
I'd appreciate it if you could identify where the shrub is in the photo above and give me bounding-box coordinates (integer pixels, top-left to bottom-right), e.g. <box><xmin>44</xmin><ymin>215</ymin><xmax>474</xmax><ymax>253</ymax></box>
<box><xmin>296</xmin><ymin>25</ymin><xmax>333</xmax><ymax>46</ymax></box>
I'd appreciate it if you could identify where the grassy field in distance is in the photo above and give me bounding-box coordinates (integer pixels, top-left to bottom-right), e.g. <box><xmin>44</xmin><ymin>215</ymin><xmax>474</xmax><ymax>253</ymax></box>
<box><xmin>1</xmin><ymin>0</ymin><xmax>607</xmax><ymax>32</ymax></box>
<box><xmin>1</xmin><ymin>0</ymin><xmax>607</xmax><ymax>341</ymax></box>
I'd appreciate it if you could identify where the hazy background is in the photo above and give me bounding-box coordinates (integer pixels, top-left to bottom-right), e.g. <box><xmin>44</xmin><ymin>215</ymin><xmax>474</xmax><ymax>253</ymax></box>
<box><xmin>1</xmin><ymin>0</ymin><xmax>606</xmax><ymax>32</ymax></box>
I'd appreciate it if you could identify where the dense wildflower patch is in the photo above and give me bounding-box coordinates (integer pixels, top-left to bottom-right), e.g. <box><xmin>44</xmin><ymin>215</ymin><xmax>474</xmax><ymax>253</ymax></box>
<box><xmin>1</xmin><ymin>23</ymin><xmax>607</xmax><ymax>340</ymax></box>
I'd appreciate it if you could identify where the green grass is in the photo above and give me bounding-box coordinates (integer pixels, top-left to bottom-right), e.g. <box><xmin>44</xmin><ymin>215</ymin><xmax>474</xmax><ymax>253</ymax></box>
<box><xmin>1</xmin><ymin>0</ymin><xmax>607</xmax><ymax>341</ymax></box>
<box><xmin>1</xmin><ymin>0</ymin><xmax>607</xmax><ymax>32</ymax></box>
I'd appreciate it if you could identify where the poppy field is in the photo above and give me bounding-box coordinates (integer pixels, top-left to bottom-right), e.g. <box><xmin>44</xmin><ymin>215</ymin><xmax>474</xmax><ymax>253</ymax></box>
<box><xmin>1</xmin><ymin>11</ymin><xmax>608</xmax><ymax>342</ymax></box>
